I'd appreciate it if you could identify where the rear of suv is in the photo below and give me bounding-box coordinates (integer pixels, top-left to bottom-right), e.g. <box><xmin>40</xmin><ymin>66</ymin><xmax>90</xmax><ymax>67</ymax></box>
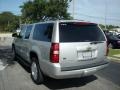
<box><xmin>12</xmin><ymin>20</ymin><xmax>109</xmax><ymax>84</ymax></box>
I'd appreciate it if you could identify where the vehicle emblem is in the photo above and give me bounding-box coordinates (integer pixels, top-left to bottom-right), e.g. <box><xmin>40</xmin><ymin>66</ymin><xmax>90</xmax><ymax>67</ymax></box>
<box><xmin>86</xmin><ymin>47</ymin><xmax>92</xmax><ymax>51</ymax></box>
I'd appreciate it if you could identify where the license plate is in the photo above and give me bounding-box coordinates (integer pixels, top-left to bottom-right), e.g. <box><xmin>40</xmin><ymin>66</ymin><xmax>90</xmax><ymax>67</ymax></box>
<box><xmin>77</xmin><ymin>50</ymin><xmax>96</xmax><ymax>60</ymax></box>
<box><xmin>82</xmin><ymin>51</ymin><xmax>92</xmax><ymax>59</ymax></box>
<box><xmin>82</xmin><ymin>52</ymin><xmax>92</xmax><ymax>58</ymax></box>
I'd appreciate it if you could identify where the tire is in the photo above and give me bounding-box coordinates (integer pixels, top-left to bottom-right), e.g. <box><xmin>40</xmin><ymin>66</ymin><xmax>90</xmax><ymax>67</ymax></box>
<box><xmin>31</xmin><ymin>56</ymin><xmax>44</xmax><ymax>84</ymax></box>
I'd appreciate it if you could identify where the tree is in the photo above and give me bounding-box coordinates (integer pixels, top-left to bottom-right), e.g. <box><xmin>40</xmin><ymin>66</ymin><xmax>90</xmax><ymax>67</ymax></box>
<box><xmin>20</xmin><ymin>0</ymin><xmax>72</xmax><ymax>23</ymax></box>
<box><xmin>99</xmin><ymin>24</ymin><xmax>120</xmax><ymax>31</ymax></box>
<box><xmin>0</xmin><ymin>12</ymin><xmax>19</xmax><ymax>32</ymax></box>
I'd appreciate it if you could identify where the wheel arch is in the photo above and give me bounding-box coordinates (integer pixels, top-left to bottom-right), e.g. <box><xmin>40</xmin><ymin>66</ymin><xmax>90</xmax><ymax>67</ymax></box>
<box><xmin>30</xmin><ymin>51</ymin><xmax>38</xmax><ymax>62</ymax></box>
<box><xmin>12</xmin><ymin>43</ymin><xmax>15</xmax><ymax>51</ymax></box>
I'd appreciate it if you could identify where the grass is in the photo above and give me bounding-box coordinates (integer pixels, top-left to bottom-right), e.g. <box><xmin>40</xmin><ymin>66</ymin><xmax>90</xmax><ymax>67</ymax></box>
<box><xmin>0</xmin><ymin>32</ymin><xmax>12</xmax><ymax>34</ymax></box>
<box><xmin>108</xmin><ymin>48</ymin><xmax>120</xmax><ymax>57</ymax></box>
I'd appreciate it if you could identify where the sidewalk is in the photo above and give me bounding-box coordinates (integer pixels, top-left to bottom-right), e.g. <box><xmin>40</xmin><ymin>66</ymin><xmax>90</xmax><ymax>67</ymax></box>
<box><xmin>108</xmin><ymin>54</ymin><xmax>120</xmax><ymax>63</ymax></box>
<box><xmin>0</xmin><ymin>33</ymin><xmax>12</xmax><ymax>37</ymax></box>
<box><xmin>0</xmin><ymin>33</ymin><xmax>13</xmax><ymax>46</ymax></box>
<box><xmin>113</xmin><ymin>54</ymin><xmax>120</xmax><ymax>58</ymax></box>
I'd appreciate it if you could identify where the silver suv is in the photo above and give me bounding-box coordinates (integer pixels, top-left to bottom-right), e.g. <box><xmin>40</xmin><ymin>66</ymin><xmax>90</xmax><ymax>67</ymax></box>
<box><xmin>12</xmin><ymin>20</ymin><xmax>109</xmax><ymax>84</ymax></box>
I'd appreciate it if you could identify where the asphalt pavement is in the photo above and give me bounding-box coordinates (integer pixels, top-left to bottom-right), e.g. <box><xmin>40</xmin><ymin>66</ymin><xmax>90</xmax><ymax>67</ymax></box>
<box><xmin>0</xmin><ymin>46</ymin><xmax>120</xmax><ymax>90</ymax></box>
<box><xmin>96</xmin><ymin>61</ymin><xmax>120</xmax><ymax>86</ymax></box>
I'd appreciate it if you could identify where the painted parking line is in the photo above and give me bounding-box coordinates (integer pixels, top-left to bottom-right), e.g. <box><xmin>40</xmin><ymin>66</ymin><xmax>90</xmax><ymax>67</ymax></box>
<box><xmin>0</xmin><ymin>59</ymin><xmax>8</xmax><ymax>71</ymax></box>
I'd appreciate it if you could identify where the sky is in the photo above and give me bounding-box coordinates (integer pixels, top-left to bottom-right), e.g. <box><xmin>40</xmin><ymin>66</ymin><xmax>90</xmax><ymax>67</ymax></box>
<box><xmin>0</xmin><ymin>0</ymin><xmax>26</xmax><ymax>15</ymax></box>
<box><xmin>68</xmin><ymin>0</ymin><xmax>120</xmax><ymax>26</ymax></box>
<box><xmin>0</xmin><ymin>0</ymin><xmax>120</xmax><ymax>26</ymax></box>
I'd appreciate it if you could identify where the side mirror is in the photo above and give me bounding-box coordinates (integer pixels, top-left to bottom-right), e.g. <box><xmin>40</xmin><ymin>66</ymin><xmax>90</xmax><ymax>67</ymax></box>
<box><xmin>12</xmin><ymin>33</ymin><xmax>18</xmax><ymax>37</ymax></box>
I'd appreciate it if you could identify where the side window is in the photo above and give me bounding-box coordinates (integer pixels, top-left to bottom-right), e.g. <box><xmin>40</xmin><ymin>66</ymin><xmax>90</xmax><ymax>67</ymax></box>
<box><xmin>33</xmin><ymin>23</ymin><xmax>53</xmax><ymax>42</ymax></box>
<box><xmin>19</xmin><ymin>25</ymin><xmax>26</xmax><ymax>38</ymax></box>
<box><xmin>24</xmin><ymin>25</ymin><xmax>33</xmax><ymax>39</ymax></box>
<box><xmin>44</xmin><ymin>24</ymin><xmax>53</xmax><ymax>40</ymax></box>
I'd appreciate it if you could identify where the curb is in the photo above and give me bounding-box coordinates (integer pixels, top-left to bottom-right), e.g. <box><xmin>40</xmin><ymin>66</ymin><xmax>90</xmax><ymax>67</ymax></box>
<box><xmin>107</xmin><ymin>56</ymin><xmax>120</xmax><ymax>63</ymax></box>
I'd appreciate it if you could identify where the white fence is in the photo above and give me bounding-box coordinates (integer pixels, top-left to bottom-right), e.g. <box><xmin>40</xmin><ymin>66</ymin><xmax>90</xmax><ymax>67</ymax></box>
<box><xmin>0</xmin><ymin>34</ymin><xmax>13</xmax><ymax>46</ymax></box>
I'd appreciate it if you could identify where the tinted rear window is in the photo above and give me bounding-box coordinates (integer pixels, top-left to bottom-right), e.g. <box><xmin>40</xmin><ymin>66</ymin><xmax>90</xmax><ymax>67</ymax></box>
<box><xmin>59</xmin><ymin>22</ymin><xmax>105</xmax><ymax>42</ymax></box>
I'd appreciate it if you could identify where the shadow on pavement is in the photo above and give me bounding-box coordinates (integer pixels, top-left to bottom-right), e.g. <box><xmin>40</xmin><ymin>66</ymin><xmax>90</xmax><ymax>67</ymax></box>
<box><xmin>43</xmin><ymin>75</ymin><xmax>97</xmax><ymax>89</ymax></box>
<box><xmin>0</xmin><ymin>46</ymin><xmax>15</xmax><ymax>66</ymax></box>
<box><xmin>17</xmin><ymin>59</ymin><xmax>31</xmax><ymax>73</ymax></box>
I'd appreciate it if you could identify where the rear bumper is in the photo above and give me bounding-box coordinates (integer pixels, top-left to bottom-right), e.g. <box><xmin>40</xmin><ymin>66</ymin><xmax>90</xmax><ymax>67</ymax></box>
<box><xmin>44</xmin><ymin>60</ymin><xmax>109</xmax><ymax>79</ymax></box>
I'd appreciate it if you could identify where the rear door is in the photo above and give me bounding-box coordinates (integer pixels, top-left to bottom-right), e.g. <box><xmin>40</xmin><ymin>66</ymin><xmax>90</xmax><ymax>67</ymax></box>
<box><xmin>15</xmin><ymin>25</ymin><xmax>26</xmax><ymax>57</ymax></box>
<box><xmin>22</xmin><ymin>25</ymin><xmax>33</xmax><ymax>62</ymax></box>
<box><xmin>59</xmin><ymin>22</ymin><xmax>107</xmax><ymax>70</ymax></box>
<box><xmin>32</xmin><ymin>23</ymin><xmax>54</xmax><ymax>62</ymax></box>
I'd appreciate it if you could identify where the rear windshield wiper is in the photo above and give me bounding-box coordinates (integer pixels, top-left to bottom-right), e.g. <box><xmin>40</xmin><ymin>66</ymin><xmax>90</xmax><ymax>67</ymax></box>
<box><xmin>90</xmin><ymin>41</ymin><xmax>104</xmax><ymax>44</ymax></box>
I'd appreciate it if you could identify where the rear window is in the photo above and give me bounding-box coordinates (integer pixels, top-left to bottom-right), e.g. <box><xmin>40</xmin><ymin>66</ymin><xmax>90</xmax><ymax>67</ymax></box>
<box><xmin>59</xmin><ymin>22</ymin><xmax>105</xmax><ymax>42</ymax></box>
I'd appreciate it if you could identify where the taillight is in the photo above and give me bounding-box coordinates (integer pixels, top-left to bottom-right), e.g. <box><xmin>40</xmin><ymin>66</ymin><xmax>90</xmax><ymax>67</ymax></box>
<box><xmin>50</xmin><ymin>43</ymin><xmax>59</xmax><ymax>63</ymax></box>
<box><xmin>106</xmin><ymin>41</ymin><xmax>109</xmax><ymax>56</ymax></box>
<box><xmin>117</xmin><ymin>41</ymin><xmax>120</xmax><ymax>44</ymax></box>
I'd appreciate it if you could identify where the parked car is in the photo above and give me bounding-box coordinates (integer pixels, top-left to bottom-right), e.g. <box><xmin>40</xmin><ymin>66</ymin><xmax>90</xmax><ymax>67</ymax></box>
<box><xmin>117</xmin><ymin>34</ymin><xmax>120</xmax><ymax>39</ymax></box>
<box><xmin>12</xmin><ymin>20</ymin><xmax>109</xmax><ymax>84</ymax></box>
<box><xmin>106</xmin><ymin>34</ymin><xmax>120</xmax><ymax>49</ymax></box>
